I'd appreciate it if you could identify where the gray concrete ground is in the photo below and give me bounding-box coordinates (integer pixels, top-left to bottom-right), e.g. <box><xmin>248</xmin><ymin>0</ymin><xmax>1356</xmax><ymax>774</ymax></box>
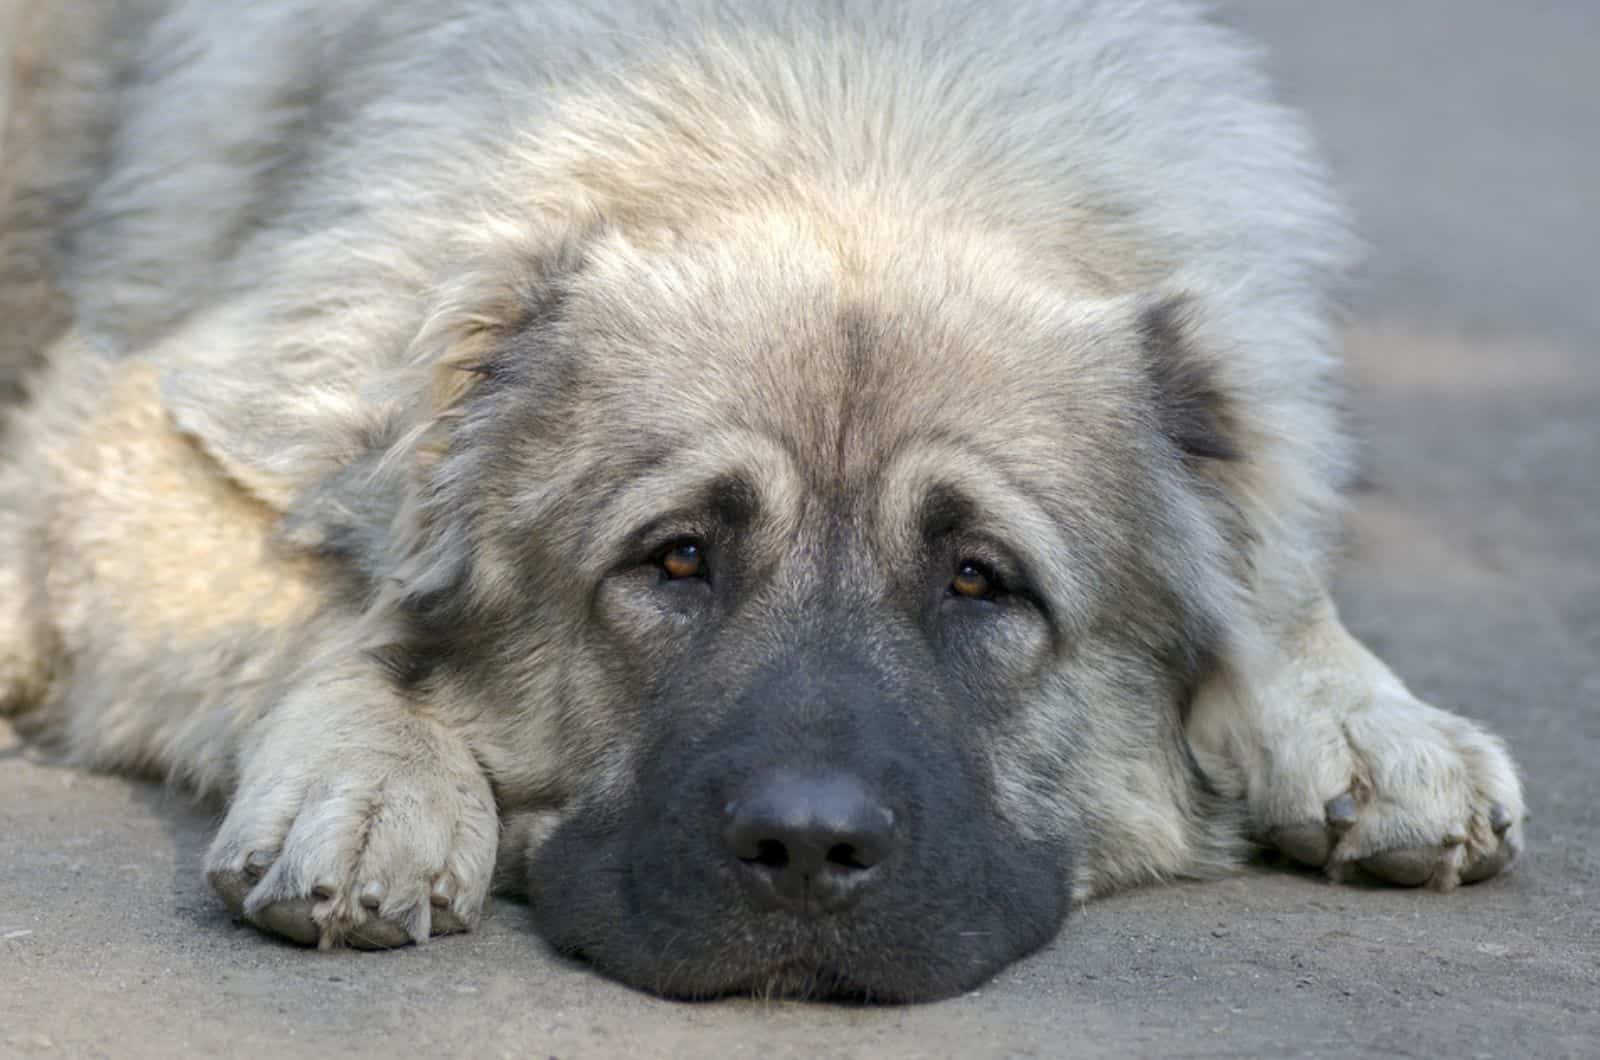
<box><xmin>3</xmin><ymin>2</ymin><xmax>1596</xmax><ymax>1056</ymax></box>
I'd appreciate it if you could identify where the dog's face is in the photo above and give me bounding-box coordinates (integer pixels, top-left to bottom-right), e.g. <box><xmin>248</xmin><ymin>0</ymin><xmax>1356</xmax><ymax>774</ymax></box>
<box><xmin>395</xmin><ymin>216</ymin><xmax>1238</xmax><ymax>1000</ymax></box>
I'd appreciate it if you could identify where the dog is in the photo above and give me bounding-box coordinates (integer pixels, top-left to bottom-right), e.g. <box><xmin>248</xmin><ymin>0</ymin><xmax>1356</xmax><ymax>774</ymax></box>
<box><xmin>0</xmin><ymin>0</ymin><xmax>1523</xmax><ymax>1001</ymax></box>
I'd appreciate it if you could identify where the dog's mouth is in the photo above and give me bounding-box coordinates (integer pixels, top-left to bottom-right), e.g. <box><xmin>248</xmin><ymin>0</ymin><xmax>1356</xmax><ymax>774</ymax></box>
<box><xmin>562</xmin><ymin>938</ymin><xmax>885</xmax><ymax>1003</ymax></box>
<box><xmin>524</xmin><ymin>793</ymin><xmax>1073</xmax><ymax>1004</ymax></box>
<box><xmin>515</xmin><ymin>666</ymin><xmax>1075</xmax><ymax>1004</ymax></box>
<box><xmin>558</xmin><ymin>919</ymin><xmax>962</xmax><ymax>1004</ymax></box>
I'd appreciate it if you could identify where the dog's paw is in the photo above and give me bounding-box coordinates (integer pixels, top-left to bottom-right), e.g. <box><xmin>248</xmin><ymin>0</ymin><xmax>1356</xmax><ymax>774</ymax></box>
<box><xmin>1189</xmin><ymin>602</ymin><xmax>1527</xmax><ymax>892</ymax></box>
<box><xmin>1253</xmin><ymin>677</ymin><xmax>1524</xmax><ymax>891</ymax></box>
<box><xmin>205</xmin><ymin>714</ymin><xmax>498</xmax><ymax>948</ymax></box>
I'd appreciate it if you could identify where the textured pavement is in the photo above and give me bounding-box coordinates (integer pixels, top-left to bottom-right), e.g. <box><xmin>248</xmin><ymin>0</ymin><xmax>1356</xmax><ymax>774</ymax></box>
<box><xmin>3</xmin><ymin>2</ymin><xmax>1596</xmax><ymax>1056</ymax></box>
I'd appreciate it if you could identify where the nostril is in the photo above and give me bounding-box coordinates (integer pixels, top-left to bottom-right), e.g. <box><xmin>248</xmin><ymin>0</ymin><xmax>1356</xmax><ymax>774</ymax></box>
<box><xmin>826</xmin><ymin>842</ymin><xmax>870</xmax><ymax>871</ymax></box>
<box><xmin>748</xmin><ymin>838</ymin><xmax>789</xmax><ymax>870</ymax></box>
<box><xmin>722</xmin><ymin>771</ymin><xmax>897</xmax><ymax>913</ymax></box>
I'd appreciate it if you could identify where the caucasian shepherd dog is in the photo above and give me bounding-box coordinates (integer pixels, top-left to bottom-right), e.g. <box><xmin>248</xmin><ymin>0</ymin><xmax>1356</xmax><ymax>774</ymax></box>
<box><xmin>0</xmin><ymin>0</ymin><xmax>1523</xmax><ymax>1001</ymax></box>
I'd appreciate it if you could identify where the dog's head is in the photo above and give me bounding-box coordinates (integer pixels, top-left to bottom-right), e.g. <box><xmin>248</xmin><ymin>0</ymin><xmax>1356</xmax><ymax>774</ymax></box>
<box><xmin>378</xmin><ymin>213</ymin><xmax>1244</xmax><ymax>1000</ymax></box>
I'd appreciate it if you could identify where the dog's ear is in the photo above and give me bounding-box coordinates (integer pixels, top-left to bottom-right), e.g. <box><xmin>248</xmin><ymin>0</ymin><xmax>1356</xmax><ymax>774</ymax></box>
<box><xmin>364</xmin><ymin>225</ymin><xmax>602</xmax><ymax>678</ymax></box>
<box><xmin>1136</xmin><ymin>294</ymin><xmax>1242</xmax><ymax>465</ymax></box>
<box><xmin>407</xmin><ymin>226</ymin><xmax>595</xmax><ymax>440</ymax></box>
<box><xmin>160</xmin><ymin>217</ymin><xmax>598</xmax><ymax>515</ymax></box>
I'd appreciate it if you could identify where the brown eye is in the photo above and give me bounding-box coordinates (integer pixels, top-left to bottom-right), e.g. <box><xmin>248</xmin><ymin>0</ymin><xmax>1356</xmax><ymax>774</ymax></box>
<box><xmin>951</xmin><ymin>560</ymin><xmax>998</xmax><ymax>600</ymax></box>
<box><xmin>659</xmin><ymin>540</ymin><xmax>706</xmax><ymax>580</ymax></box>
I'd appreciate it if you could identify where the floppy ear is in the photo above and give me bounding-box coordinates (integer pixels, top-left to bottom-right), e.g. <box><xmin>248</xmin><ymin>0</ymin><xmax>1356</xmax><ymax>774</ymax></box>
<box><xmin>159</xmin><ymin>219</ymin><xmax>595</xmax><ymax>520</ymax></box>
<box><xmin>401</xmin><ymin>228</ymin><xmax>593</xmax><ymax>469</ymax></box>
<box><xmin>360</xmin><ymin>226</ymin><xmax>600</xmax><ymax>672</ymax></box>
<box><xmin>1136</xmin><ymin>294</ymin><xmax>1243</xmax><ymax>465</ymax></box>
<box><xmin>158</xmin><ymin>306</ymin><xmax>373</xmax><ymax>514</ymax></box>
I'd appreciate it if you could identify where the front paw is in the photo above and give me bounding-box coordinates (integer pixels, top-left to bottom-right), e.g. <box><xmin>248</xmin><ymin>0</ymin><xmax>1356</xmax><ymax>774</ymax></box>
<box><xmin>205</xmin><ymin>708</ymin><xmax>497</xmax><ymax>948</ymax></box>
<box><xmin>1259</xmin><ymin>688</ymin><xmax>1524</xmax><ymax>891</ymax></box>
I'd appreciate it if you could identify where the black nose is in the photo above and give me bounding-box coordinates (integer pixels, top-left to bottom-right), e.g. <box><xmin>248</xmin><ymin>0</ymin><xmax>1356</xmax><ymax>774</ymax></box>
<box><xmin>723</xmin><ymin>772</ymin><xmax>896</xmax><ymax>915</ymax></box>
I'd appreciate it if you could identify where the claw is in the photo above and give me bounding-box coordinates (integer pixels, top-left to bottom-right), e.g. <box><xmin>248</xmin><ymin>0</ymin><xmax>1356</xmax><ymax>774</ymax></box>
<box><xmin>430</xmin><ymin>875</ymin><xmax>454</xmax><ymax>909</ymax></box>
<box><xmin>359</xmin><ymin>881</ymin><xmax>384</xmax><ymax>912</ymax></box>
<box><xmin>243</xmin><ymin>850</ymin><xmax>274</xmax><ymax>880</ymax></box>
<box><xmin>1460</xmin><ymin>832</ymin><xmax>1520</xmax><ymax>884</ymax></box>
<box><xmin>430</xmin><ymin>906</ymin><xmax>469</xmax><ymax>935</ymax></box>
<box><xmin>428</xmin><ymin>874</ymin><xmax>472</xmax><ymax>935</ymax></box>
<box><xmin>404</xmin><ymin>902</ymin><xmax>431</xmax><ymax>946</ymax></box>
<box><xmin>1324</xmin><ymin>793</ymin><xmax>1359</xmax><ymax>831</ymax></box>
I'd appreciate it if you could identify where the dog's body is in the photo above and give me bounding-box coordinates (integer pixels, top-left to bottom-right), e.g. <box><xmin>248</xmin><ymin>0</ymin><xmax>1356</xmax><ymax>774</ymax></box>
<box><xmin>1</xmin><ymin>0</ymin><xmax>1522</xmax><ymax>1000</ymax></box>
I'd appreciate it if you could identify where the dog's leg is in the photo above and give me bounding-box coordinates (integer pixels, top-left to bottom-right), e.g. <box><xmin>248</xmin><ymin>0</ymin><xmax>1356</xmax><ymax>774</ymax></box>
<box><xmin>1187</xmin><ymin>592</ymin><xmax>1524</xmax><ymax>889</ymax></box>
<box><xmin>204</xmin><ymin>661</ymin><xmax>499</xmax><ymax>948</ymax></box>
<box><xmin>2</xmin><ymin>341</ymin><xmax>499</xmax><ymax>943</ymax></box>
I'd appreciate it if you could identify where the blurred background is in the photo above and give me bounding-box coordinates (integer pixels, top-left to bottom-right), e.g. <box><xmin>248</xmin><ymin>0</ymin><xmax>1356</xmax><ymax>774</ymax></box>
<box><xmin>1231</xmin><ymin>0</ymin><xmax>1597</xmax><ymax>344</ymax></box>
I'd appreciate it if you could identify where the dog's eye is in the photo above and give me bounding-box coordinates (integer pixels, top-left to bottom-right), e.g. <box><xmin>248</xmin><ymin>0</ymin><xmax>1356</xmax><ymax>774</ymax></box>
<box><xmin>658</xmin><ymin>540</ymin><xmax>706</xmax><ymax>580</ymax></box>
<box><xmin>950</xmin><ymin>560</ymin><xmax>1000</xmax><ymax>600</ymax></box>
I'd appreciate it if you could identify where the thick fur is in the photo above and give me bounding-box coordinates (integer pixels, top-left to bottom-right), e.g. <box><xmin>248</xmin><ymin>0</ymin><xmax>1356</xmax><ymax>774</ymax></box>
<box><xmin>0</xmin><ymin>0</ymin><xmax>1522</xmax><ymax>1000</ymax></box>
